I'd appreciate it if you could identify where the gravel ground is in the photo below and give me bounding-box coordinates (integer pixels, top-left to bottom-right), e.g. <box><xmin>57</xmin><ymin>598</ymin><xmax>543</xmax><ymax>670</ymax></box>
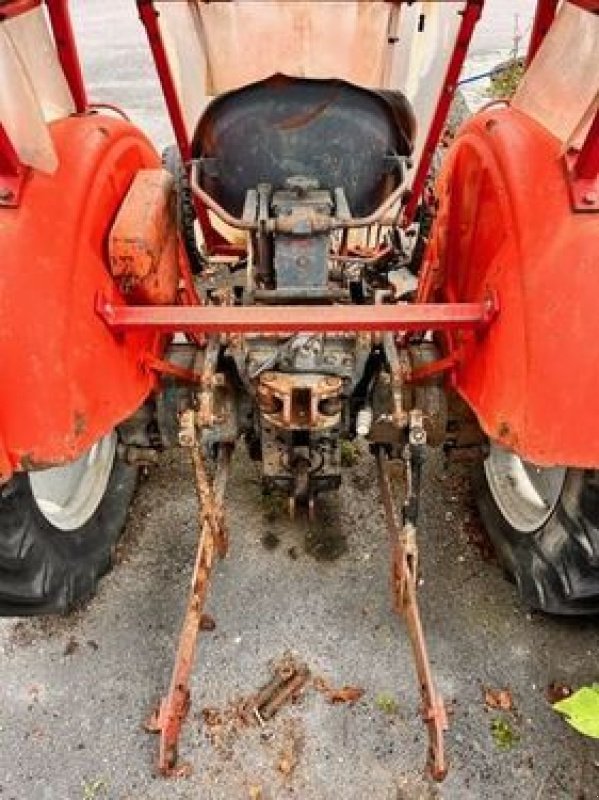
<box><xmin>0</xmin><ymin>447</ymin><xmax>598</xmax><ymax>800</ymax></box>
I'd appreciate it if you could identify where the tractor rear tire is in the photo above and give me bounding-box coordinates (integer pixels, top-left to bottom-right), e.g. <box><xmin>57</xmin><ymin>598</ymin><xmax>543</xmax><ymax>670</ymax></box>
<box><xmin>0</xmin><ymin>432</ymin><xmax>137</xmax><ymax>616</ymax></box>
<box><xmin>475</xmin><ymin>443</ymin><xmax>599</xmax><ymax>615</ymax></box>
<box><xmin>162</xmin><ymin>145</ymin><xmax>205</xmax><ymax>274</ymax></box>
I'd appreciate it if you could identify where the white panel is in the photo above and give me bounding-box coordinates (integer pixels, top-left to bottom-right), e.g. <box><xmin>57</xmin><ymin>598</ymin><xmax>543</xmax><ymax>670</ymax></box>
<box><xmin>193</xmin><ymin>1</ymin><xmax>391</xmax><ymax>93</ymax></box>
<box><xmin>157</xmin><ymin>3</ymin><xmax>209</xmax><ymax>140</ymax></box>
<box><xmin>0</xmin><ymin>7</ymin><xmax>75</xmax><ymax>173</ymax></box>
<box><xmin>388</xmin><ymin>1</ymin><xmax>464</xmax><ymax>172</ymax></box>
<box><xmin>512</xmin><ymin>3</ymin><xmax>599</xmax><ymax>146</ymax></box>
<box><xmin>4</xmin><ymin>7</ymin><xmax>75</xmax><ymax>123</ymax></box>
<box><xmin>155</xmin><ymin>1</ymin><xmax>393</xmax><ymax>114</ymax></box>
<box><xmin>154</xmin><ymin>0</ymin><xmax>465</xmax><ymax>180</ymax></box>
<box><xmin>0</xmin><ymin>25</ymin><xmax>58</xmax><ymax>172</ymax></box>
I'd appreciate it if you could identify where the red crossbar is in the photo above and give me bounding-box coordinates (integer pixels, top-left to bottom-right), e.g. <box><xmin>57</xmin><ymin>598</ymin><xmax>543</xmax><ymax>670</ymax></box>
<box><xmin>97</xmin><ymin>295</ymin><xmax>497</xmax><ymax>335</ymax></box>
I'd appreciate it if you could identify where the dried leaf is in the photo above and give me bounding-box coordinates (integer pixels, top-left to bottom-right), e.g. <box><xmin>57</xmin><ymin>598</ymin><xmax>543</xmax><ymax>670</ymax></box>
<box><xmin>278</xmin><ymin>753</ymin><xmax>296</xmax><ymax>777</ymax></box>
<box><xmin>201</xmin><ymin>707</ymin><xmax>223</xmax><ymax>727</ymax></box>
<box><xmin>546</xmin><ymin>681</ymin><xmax>572</xmax><ymax>705</ymax></box>
<box><xmin>327</xmin><ymin>686</ymin><xmax>364</xmax><ymax>705</ymax></box>
<box><xmin>248</xmin><ymin>786</ymin><xmax>263</xmax><ymax>800</ymax></box>
<box><xmin>200</xmin><ymin>614</ymin><xmax>216</xmax><ymax>632</ymax></box>
<box><xmin>278</xmin><ymin>736</ymin><xmax>299</xmax><ymax>778</ymax></box>
<box><xmin>313</xmin><ymin>676</ymin><xmax>363</xmax><ymax>705</ymax></box>
<box><xmin>484</xmin><ymin>687</ymin><xmax>514</xmax><ymax>712</ymax></box>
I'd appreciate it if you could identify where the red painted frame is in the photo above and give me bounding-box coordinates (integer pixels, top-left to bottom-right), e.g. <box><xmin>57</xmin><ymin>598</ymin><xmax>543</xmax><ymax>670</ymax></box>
<box><xmin>526</xmin><ymin>0</ymin><xmax>559</xmax><ymax>65</ymax></box>
<box><xmin>0</xmin><ymin>0</ymin><xmax>40</xmax><ymax>18</ymax></box>
<box><xmin>136</xmin><ymin>0</ymin><xmax>229</xmax><ymax>252</ymax></box>
<box><xmin>96</xmin><ymin>292</ymin><xmax>498</xmax><ymax>335</ymax></box>
<box><xmin>0</xmin><ymin>124</ymin><xmax>26</xmax><ymax>208</ymax></box>
<box><xmin>565</xmin><ymin>107</ymin><xmax>599</xmax><ymax>212</ymax></box>
<box><xmin>403</xmin><ymin>0</ymin><xmax>484</xmax><ymax>225</ymax></box>
<box><xmin>45</xmin><ymin>0</ymin><xmax>88</xmax><ymax>112</ymax></box>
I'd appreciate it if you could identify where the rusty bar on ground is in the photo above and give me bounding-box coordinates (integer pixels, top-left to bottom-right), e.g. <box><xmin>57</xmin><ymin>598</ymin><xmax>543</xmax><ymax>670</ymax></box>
<box><xmin>377</xmin><ymin>450</ymin><xmax>448</xmax><ymax>782</ymax></box>
<box><xmin>154</xmin><ymin>443</ymin><xmax>232</xmax><ymax>776</ymax></box>
<box><xmin>260</xmin><ymin>666</ymin><xmax>310</xmax><ymax>721</ymax></box>
<box><xmin>97</xmin><ymin>295</ymin><xmax>497</xmax><ymax>335</ymax></box>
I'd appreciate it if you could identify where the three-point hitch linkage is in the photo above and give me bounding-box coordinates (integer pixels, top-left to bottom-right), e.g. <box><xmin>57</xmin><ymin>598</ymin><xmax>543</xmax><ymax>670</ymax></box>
<box><xmin>141</xmin><ymin>340</ymin><xmax>453</xmax><ymax>781</ymax></box>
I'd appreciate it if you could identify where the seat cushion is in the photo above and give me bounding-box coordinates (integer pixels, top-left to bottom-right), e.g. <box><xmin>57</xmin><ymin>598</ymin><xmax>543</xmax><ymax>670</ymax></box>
<box><xmin>192</xmin><ymin>74</ymin><xmax>416</xmax><ymax>217</ymax></box>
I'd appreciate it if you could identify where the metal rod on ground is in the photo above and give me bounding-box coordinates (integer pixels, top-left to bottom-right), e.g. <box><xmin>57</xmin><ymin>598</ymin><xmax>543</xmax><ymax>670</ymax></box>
<box><xmin>151</xmin><ymin>443</ymin><xmax>232</xmax><ymax>776</ymax></box>
<box><xmin>376</xmin><ymin>449</ymin><xmax>448</xmax><ymax>781</ymax></box>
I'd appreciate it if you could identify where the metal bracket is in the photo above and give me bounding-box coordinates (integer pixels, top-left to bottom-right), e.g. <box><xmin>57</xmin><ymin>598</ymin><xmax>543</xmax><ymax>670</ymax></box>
<box><xmin>0</xmin><ymin>125</ymin><xmax>26</xmax><ymax>209</ymax></box>
<box><xmin>564</xmin><ymin>109</ymin><xmax>599</xmax><ymax>214</ymax></box>
<box><xmin>565</xmin><ymin>150</ymin><xmax>599</xmax><ymax>213</ymax></box>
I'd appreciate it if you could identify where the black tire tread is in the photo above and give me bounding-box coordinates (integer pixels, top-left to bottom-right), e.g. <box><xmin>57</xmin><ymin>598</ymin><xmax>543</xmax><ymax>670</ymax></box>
<box><xmin>475</xmin><ymin>465</ymin><xmax>599</xmax><ymax>615</ymax></box>
<box><xmin>0</xmin><ymin>459</ymin><xmax>137</xmax><ymax>616</ymax></box>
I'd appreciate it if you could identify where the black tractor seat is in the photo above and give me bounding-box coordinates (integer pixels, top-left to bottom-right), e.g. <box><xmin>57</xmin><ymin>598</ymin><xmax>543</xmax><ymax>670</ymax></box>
<box><xmin>192</xmin><ymin>74</ymin><xmax>416</xmax><ymax>218</ymax></box>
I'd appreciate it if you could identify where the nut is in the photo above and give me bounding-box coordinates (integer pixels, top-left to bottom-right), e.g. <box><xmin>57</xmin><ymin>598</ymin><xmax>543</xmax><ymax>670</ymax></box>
<box><xmin>0</xmin><ymin>187</ymin><xmax>15</xmax><ymax>203</ymax></box>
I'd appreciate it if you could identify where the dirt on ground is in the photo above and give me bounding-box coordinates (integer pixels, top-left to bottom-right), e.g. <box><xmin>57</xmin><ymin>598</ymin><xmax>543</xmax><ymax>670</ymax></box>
<box><xmin>1</xmin><ymin>446</ymin><xmax>598</xmax><ymax>800</ymax></box>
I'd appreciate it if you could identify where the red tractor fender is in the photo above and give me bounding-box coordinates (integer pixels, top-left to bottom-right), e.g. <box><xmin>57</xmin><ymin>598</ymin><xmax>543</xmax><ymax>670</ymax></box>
<box><xmin>0</xmin><ymin>115</ymin><xmax>162</xmax><ymax>480</ymax></box>
<box><xmin>430</xmin><ymin>105</ymin><xmax>599</xmax><ymax>468</ymax></box>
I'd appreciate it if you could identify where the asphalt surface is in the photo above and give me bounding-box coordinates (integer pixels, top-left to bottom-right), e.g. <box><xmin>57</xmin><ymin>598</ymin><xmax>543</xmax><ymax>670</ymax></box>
<box><xmin>1</xmin><ymin>447</ymin><xmax>598</xmax><ymax>800</ymax></box>
<box><xmin>1</xmin><ymin>2</ymin><xmax>598</xmax><ymax>799</ymax></box>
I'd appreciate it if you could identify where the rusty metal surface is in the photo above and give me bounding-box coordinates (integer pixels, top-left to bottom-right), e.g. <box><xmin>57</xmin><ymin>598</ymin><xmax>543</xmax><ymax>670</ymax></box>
<box><xmin>109</xmin><ymin>168</ymin><xmax>180</xmax><ymax>305</ymax></box>
<box><xmin>149</xmin><ymin>438</ymin><xmax>232</xmax><ymax>776</ymax></box>
<box><xmin>0</xmin><ymin>123</ymin><xmax>26</xmax><ymax>208</ymax></box>
<box><xmin>377</xmin><ymin>448</ymin><xmax>448</xmax><ymax>782</ymax></box>
<box><xmin>257</xmin><ymin>372</ymin><xmax>342</xmax><ymax>430</ymax></box>
<box><xmin>259</xmin><ymin>665</ymin><xmax>311</xmax><ymax>721</ymax></box>
<box><xmin>564</xmin><ymin>108</ymin><xmax>599</xmax><ymax>212</ymax></box>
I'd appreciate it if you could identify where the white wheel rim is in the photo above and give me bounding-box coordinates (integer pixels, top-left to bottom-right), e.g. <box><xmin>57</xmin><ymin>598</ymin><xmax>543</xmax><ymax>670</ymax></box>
<box><xmin>29</xmin><ymin>432</ymin><xmax>117</xmax><ymax>532</ymax></box>
<box><xmin>484</xmin><ymin>442</ymin><xmax>566</xmax><ymax>533</ymax></box>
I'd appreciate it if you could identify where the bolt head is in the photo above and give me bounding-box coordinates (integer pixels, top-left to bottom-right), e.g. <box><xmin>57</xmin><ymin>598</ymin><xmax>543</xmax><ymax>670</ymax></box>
<box><xmin>583</xmin><ymin>191</ymin><xmax>598</xmax><ymax>205</ymax></box>
<box><xmin>410</xmin><ymin>428</ymin><xmax>427</xmax><ymax>445</ymax></box>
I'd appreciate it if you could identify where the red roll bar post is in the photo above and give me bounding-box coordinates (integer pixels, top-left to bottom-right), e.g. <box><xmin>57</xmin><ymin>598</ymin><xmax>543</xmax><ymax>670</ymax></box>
<box><xmin>403</xmin><ymin>0</ymin><xmax>484</xmax><ymax>226</ymax></box>
<box><xmin>136</xmin><ymin>0</ymin><xmax>227</xmax><ymax>252</ymax></box>
<box><xmin>44</xmin><ymin>0</ymin><xmax>88</xmax><ymax>112</ymax></box>
<box><xmin>526</xmin><ymin>0</ymin><xmax>559</xmax><ymax>66</ymax></box>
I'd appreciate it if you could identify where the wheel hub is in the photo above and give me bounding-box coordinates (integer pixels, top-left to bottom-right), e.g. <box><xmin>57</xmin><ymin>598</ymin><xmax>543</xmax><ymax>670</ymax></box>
<box><xmin>484</xmin><ymin>443</ymin><xmax>566</xmax><ymax>533</ymax></box>
<box><xmin>29</xmin><ymin>433</ymin><xmax>117</xmax><ymax>532</ymax></box>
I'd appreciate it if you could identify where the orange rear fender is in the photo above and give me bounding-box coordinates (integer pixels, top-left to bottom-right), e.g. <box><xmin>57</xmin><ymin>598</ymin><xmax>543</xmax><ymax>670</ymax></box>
<box><xmin>0</xmin><ymin>115</ymin><xmax>162</xmax><ymax>480</ymax></box>
<box><xmin>430</xmin><ymin>106</ymin><xmax>599</xmax><ymax>467</ymax></box>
